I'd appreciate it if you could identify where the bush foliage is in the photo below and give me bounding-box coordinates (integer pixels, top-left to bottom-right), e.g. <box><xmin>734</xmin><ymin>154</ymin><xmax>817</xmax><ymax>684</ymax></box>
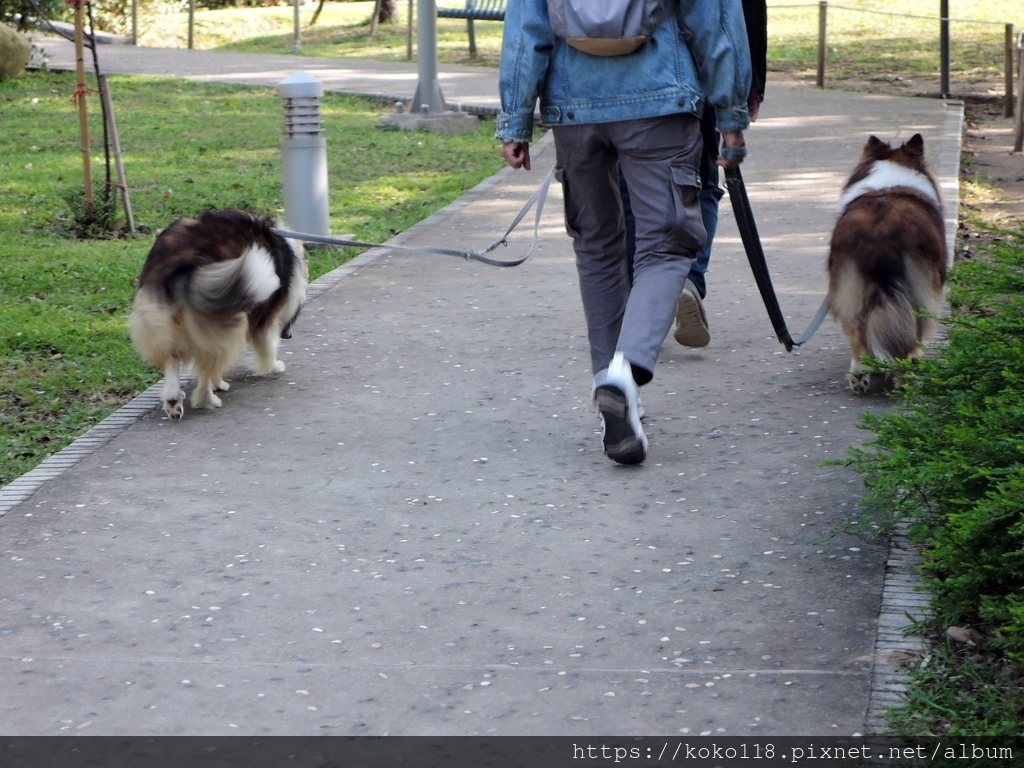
<box><xmin>848</xmin><ymin>235</ymin><xmax>1024</xmax><ymax>662</ymax></box>
<box><xmin>1</xmin><ymin>0</ymin><xmax>62</xmax><ymax>29</ymax></box>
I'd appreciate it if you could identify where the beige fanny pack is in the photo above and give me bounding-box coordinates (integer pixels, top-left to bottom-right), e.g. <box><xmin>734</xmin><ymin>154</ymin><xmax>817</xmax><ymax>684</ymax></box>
<box><xmin>564</xmin><ymin>35</ymin><xmax>651</xmax><ymax>56</ymax></box>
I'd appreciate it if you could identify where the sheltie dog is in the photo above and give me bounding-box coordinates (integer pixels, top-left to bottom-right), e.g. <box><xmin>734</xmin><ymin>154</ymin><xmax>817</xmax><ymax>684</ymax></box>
<box><xmin>129</xmin><ymin>209</ymin><xmax>308</xmax><ymax>420</ymax></box>
<box><xmin>827</xmin><ymin>134</ymin><xmax>947</xmax><ymax>393</ymax></box>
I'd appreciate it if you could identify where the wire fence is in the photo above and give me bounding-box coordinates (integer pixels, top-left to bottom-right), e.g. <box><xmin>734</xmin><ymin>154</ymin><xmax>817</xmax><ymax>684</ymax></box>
<box><xmin>768</xmin><ymin>1</ymin><xmax>1020</xmax><ymax>119</ymax></box>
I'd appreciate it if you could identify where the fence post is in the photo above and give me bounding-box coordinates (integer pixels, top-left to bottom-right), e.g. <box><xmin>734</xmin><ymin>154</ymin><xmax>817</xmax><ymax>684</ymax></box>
<box><xmin>407</xmin><ymin>0</ymin><xmax>414</xmax><ymax>60</ymax></box>
<box><xmin>939</xmin><ymin>0</ymin><xmax>950</xmax><ymax>97</ymax></box>
<box><xmin>1014</xmin><ymin>34</ymin><xmax>1023</xmax><ymax>153</ymax></box>
<box><xmin>816</xmin><ymin>1</ymin><xmax>827</xmax><ymax>89</ymax></box>
<box><xmin>1006</xmin><ymin>24</ymin><xmax>1015</xmax><ymax>118</ymax></box>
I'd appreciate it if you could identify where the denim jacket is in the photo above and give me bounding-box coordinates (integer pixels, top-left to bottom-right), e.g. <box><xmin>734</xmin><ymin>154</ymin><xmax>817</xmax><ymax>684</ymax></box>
<box><xmin>496</xmin><ymin>0</ymin><xmax>752</xmax><ymax>143</ymax></box>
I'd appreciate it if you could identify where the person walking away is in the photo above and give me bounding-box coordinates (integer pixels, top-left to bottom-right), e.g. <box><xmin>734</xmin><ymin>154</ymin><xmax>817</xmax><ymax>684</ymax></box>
<box><xmin>619</xmin><ymin>0</ymin><xmax>767</xmax><ymax>348</ymax></box>
<box><xmin>496</xmin><ymin>0</ymin><xmax>752</xmax><ymax>465</ymax></box>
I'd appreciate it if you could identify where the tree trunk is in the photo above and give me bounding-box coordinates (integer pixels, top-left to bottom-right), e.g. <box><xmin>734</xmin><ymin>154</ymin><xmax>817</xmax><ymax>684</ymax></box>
<box><xmin>309</xmin><ymin>0</ymin><xmax>327</xmax><ymax>27</ymax></box>
<box><xmin>378</xmin><ymin>0</ymin><xmax>396</xmax><ymax>23</ymax></box>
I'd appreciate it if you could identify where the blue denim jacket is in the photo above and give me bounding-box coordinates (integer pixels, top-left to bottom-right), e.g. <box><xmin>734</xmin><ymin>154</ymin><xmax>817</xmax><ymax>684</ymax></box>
<box><xmin>496</xmin><ymin>0</ymin><xmax>752</xmax><ymax>143</ymax></box>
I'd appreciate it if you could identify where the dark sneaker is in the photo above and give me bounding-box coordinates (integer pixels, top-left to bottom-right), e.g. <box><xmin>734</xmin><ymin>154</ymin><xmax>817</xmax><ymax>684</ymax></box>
<box><xmin>674</xmin><ymin>278</ymin><xmax>710</xmax><ymax>347</ymax></box>
<box><xmin>592</xmin><ymin>352</ymin><xmax>647</xmax><ymax>465</ymax></box>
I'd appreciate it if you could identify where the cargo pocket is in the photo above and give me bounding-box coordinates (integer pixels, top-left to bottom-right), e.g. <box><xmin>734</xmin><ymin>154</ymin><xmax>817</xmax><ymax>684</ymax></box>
<box><xmin>670</xmin><ymin>164</ymin><xmax>707</xmax><ymax>254</ymax></box>
<box><xmin>554</xmin><ymin>165</ymin><xmax>582</xmax><ymax>242</ymax></box>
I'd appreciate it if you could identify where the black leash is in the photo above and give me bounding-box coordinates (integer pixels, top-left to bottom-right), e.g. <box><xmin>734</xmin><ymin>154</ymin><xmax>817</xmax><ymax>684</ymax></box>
<box><xmin>724</xmin><ymin>165</ymin><xmax>830</xmax><ymax>352</ymax></box>
<box><xmin>274</xmin><ymin>166</ymin><xmax>555</xmax><ymax>268</ymax></box>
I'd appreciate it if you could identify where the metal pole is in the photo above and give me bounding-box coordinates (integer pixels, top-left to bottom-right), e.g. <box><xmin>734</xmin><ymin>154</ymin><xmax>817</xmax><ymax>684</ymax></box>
<box><xmin>131</xmin><ymin>0</ymin><xmax>138</xmax><ymax>45</ymax></box>
<box><xmin>411</xmin><ymin>0</ymin><xmax>446</xmax><ymax>113</ymax></box>
<box><xmin>188</xmin><ymin>0</ymin><xmax>195</xmax><ymax>50</ymax></box>
<box><xmin>293</xmin><ymin>0</ymin><xmax>301</xmax><ymax>53</ymax></box>
<box><xmin>939</xmin><ymin>0</ymin><xmax>950</xmax><ymax>98</ymax></box>
<box><xmin>816</xmin><ymin>1</ymin><xmax>827</xmax><ymax>89</ymax></box>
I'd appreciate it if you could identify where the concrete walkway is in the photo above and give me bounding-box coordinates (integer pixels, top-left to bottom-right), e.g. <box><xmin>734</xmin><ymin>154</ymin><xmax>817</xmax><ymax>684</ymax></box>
<box><xmin>1</xmin><ymin>36</ymin><xmax>962</xmax><ymax>736</ymax></box>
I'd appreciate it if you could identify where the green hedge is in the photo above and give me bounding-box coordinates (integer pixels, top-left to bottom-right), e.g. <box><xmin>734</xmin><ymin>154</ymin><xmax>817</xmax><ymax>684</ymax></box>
<box><xmin>848</xmin><ymin>234</ymin><xmax>1024</xmax><ymax>661</ymax></box>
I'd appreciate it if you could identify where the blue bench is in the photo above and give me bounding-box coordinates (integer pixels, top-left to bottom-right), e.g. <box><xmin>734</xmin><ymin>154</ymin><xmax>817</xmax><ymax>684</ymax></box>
<box><xmin>437</xmin><ymin>0</ymin><xmax>506</xmax><ymax>58</ymax></box>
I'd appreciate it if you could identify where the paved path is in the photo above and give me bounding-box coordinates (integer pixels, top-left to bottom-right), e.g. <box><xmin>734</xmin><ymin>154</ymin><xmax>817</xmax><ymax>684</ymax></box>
<box><xmin>34</xmin><ymin>33</ymin><xmax>501</xmax><ymax>114</ymax></box>
<box><xmin>1</xmin><ymin>37</ymin><xmax>962</xmax><ymax>736</ymax></box>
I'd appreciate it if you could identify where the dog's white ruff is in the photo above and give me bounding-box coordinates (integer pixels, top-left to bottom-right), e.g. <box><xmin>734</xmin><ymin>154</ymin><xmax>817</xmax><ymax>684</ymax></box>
<box><xmin>839</xmin><ymin>160</ymin><xmax>940</xmax><ymax>212</ymax></box>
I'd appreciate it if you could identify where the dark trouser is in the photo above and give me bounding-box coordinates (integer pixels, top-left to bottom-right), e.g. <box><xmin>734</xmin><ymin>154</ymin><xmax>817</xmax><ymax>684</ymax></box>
<box><xmin>554</xmin><ymin>114</ymin><xmax>706</xmax><ymax>383</ymax></box>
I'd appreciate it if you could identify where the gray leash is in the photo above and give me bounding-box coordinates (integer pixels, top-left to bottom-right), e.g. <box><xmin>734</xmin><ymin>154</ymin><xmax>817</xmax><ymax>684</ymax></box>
<box><xmin>274</xmin><ymin>166</ymin><xmax>555</xmax><ymax>268</ymax></box>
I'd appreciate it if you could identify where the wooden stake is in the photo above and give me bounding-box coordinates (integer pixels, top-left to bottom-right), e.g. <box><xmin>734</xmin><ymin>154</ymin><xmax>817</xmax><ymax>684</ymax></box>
<box><xmin>98</xmin><ymin>74</ymin><xmax>135</xmax><ymax>233</ymax></box>
<box><xmin>369</xmin><ymin>0</ymin><xmax>382</xmax><ymax>37</ymax></box>
<box><xmin>73</xmin><ymin>0</ymin><xmax>94</xmax><ymax>218</ymax></box>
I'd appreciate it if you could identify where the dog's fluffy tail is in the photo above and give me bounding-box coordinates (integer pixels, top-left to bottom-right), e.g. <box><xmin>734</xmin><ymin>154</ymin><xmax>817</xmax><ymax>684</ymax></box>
<box><xmin>865</xmin><ymin>291</ymin><xmax>919</xmax><ymax>361</ymax></box>
<box><xmin>187</xmin><ymin>245</ymin><xmax>280</xmax><ymax>317</ymax></box>
<box><xmin>867</xmin><ymin>256</ymin><xmax>944</xmax><ymax>361</ymax></box>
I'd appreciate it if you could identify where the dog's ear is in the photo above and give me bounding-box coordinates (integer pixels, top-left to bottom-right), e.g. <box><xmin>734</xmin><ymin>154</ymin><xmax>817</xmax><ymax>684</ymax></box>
<box><xmin>863</xmin><ymin>135</ymin><xmax>889</xmax><ymax>160</ymax></box>
<box><xmin>904</xmin><ymin>133</ymin><xmax>926</xmax><ymax>157</ymax></box>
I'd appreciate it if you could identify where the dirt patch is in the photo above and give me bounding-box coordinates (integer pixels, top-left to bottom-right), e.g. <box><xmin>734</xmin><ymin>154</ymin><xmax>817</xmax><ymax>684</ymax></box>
<box><xmin>958</xmin><ymin>96</ymin><xmax>1024</xmax><ymax>257</ymax></box>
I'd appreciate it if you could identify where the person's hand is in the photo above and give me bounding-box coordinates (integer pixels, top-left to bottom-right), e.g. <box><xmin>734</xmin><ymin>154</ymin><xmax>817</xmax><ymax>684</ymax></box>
<box><xmin>717</xmin><ymin>130</ymin><xmax>746</xmax><ymax>169</ymax></box>
<box><xmin>501</xmin><ymin>141</ymin><xmax>531</xmax><ymax>170</ymax></box>
<box><xmin>747</xmin><ymin>96</ymin><xmax>761</xmax><ymax>122</ymax></box>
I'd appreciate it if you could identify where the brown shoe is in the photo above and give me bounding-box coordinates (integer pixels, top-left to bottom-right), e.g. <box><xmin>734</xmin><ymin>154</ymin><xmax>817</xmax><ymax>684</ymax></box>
<box><xmin>674</xmin><ymin>279</ymin><xmax>710</xmax><ymax>347</ymax></box>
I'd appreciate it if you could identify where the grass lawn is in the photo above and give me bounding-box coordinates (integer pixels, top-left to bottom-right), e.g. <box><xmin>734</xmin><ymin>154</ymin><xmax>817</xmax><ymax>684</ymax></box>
<box><xmin>0</xmin><ymin>70</ymin><xmax>503</xmax><ymax>488</ymax></box>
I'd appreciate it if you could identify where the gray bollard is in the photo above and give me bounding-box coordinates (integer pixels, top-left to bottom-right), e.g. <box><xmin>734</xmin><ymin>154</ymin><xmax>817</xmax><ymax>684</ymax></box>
<box><xmin>278</xmin><ymin>71</ymin><xmax>330</xmax><ymax>236</ymax></box>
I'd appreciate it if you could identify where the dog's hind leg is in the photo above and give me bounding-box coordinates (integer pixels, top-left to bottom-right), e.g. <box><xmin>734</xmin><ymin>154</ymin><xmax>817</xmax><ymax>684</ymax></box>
<box><xmin>846</xmin><ymin>328</ymin><xmax>875</xmax><ymax>395</ymax></box>
<box><xmin>162</xmin><ymin>359</ymin><xmax>186</xmax><ymax>420</ymax></box>
<box><xmin>190</xmin><ymin>352</ymin><xmax>225</xmax><ymax>410</ymax></box>
<box><xmin>190</xmin><ymin>377</ymin><xmax>223</xmax><ymax>410</ymax></box>
<box><xmin>251</xmin><ymin>329</ymin><xmax>286</xmax><ymax>376</ymax></box>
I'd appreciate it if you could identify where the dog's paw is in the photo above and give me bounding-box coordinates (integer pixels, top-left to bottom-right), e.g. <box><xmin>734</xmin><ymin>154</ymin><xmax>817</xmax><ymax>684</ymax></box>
<box><xmin>886</xmin><ymin>372</ymin><xmax>909</xmax><ymax>392</ymax></box>
<box><xmin>847</xmin><ymin>371</ymin><xmax>873</xmax><ymax>395</ymax></box>
<box><xmin>190</xmin><ymin>391</ymin><xmax>223</xmax><ymax>410</ymax></box>
<box><xmin>272</xmin><ymin>360</ymin><xmax>286</xmax><ymax>374</ymax></box>
<box><xmin>163</xmin><ymin>394</ymin><xmax>186</xmax><ymax>421</ymax></box>
<box><xmin>215</xmin><ymin>380</ymin><xmax>230</xmax><ymax>392</ymax></box>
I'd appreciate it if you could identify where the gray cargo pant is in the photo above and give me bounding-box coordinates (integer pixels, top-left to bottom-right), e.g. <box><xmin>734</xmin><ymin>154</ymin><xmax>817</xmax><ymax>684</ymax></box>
<box><xmin>553</xmin><ymin>113</ymin><xmax>706</xmax><ymax>384</ymax></box>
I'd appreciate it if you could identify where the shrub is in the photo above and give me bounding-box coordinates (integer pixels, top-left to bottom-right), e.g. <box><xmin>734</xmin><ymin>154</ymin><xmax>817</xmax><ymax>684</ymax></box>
<box><xmin>847</xmin><ymin>234</ymin><xmax>1024</xmax><ymax>661</ymax></box>
<box><xmin>0</xmin><ymin>22</ymin><xmax>31</xmax><ymax>78</ymax></box>
<box><xmin>1</xmin><ymin>0</ymin><xmax>62</xmax><ymax>30</ymax></box>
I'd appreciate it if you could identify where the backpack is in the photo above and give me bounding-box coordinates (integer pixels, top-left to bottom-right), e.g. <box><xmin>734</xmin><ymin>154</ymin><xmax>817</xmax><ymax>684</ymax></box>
<box><xmin>547</xmin><ymin>0</ymin><xmax>675</xmax><ymax>57</ymax></box>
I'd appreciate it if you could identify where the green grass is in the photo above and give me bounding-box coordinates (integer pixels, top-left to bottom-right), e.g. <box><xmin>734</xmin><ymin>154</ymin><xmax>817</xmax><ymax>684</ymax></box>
<box><xmin>0</xmin><ymin>70</ymin><xmax>503</xmax><ymax>487</ymax></box>
<box><xmin>888</xmin><ymin>639</ymin><xmax>1024</xmax><ymax>756</ymax></box>
<box><xmin>125</xmin><ymin>0</ymin><xmax>1024</xmax><ymax>94</ymax></box>
<box><xmin>766</xmin><ymin>0</ymin><xmax>1022</xmax><ymax>93</ymax></box>
<box><xmin>136</xmin><ymin>1</ymin><xmax>505</xmax><ymax>67</ymax></box>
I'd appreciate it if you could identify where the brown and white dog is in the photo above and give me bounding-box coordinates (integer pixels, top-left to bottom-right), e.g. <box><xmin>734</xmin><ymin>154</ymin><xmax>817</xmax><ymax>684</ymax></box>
<box><xmin>129</xmin><ymin>209</ymin><xmax>308</xmax><ymax>420</ymax></box>
<box><xmin>827</xmin><ymin>134</ymin><xmax>947</xmax><ymax>393</ymax></box>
